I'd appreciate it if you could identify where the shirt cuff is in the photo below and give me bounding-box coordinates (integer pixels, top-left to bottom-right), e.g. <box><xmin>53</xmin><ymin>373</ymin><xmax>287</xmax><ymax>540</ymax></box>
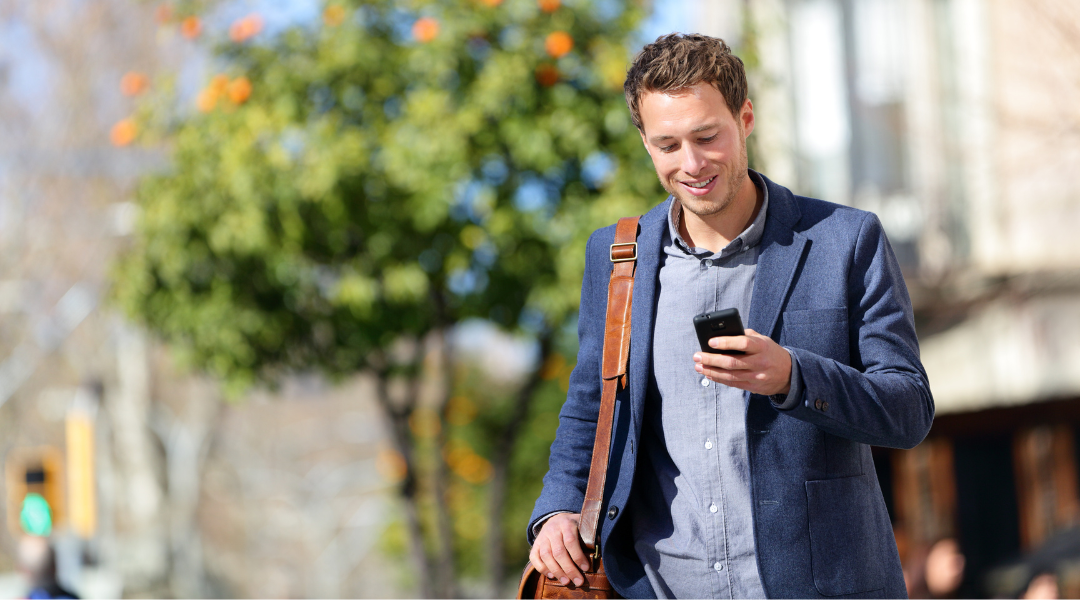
<box><xmin>770</xmin><ymin>347</ymin><xmax>803</xmax><ymax>411</ymax></box>
<box><xmin>531</xmin><ymin>510</ymin><xmax>574</xmax><ymax>538</ymax></box>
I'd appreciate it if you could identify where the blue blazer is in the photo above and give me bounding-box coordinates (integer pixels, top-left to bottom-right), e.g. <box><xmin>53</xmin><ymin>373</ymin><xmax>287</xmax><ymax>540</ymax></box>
<box><xmin>529</xmin><ymin>174</ymin><xmax>934</xmax><ymax>598</ymax></box>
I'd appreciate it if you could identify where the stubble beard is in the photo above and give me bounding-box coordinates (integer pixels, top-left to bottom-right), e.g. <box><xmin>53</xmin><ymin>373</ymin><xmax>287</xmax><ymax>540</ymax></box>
<box><xmin>659</xmin><ymin>143</ymin><xmax>748</xmax><ymax>221</ymax></box>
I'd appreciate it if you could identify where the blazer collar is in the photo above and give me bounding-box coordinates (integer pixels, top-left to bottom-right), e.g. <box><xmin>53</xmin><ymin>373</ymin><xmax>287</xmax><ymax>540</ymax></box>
<box><xmin>748</xmin><ymin>172</ymin><xmax>808</xmax><ymax>339</ymax></box>
<box><xmin>627</xmin><ymin>197</ymin><xmax>670</xmax><ymax>434</ymax></box>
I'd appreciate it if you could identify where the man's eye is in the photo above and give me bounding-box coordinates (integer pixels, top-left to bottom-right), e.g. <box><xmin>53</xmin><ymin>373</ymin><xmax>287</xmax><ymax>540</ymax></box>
<box><xmin>699</xmin><ymin>135</ymin><xmax>717</xmax><ymax>143</ymax></box>
<box><xmin>660</xmin><ymin>144</ymin><xmax>676</xmax><ymax>153</ymax></box>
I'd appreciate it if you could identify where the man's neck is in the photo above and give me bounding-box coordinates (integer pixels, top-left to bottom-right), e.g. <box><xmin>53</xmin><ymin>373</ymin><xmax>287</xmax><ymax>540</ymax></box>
<box><xmin>677</xmin><ymin>173</ymin><xmax>762</xmax><ymax>253</ymax></box>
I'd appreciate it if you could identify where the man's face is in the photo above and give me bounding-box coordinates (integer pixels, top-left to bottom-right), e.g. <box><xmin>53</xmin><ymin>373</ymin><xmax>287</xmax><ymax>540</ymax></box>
<box><xmin>637</xmin><ymin>82</ymin><xmax>754</xmax><ymax>219</ymax></box>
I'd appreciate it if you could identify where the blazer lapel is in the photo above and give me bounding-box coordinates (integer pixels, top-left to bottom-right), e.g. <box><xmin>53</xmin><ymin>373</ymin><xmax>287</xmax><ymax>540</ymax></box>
<box><xmin>628</xmin><ymin>198</ymin><xmax>669</xmax><ymax>438</ymax></box>
<box><xmin>748</xmin><ymin>176</ymin><xmax>808</xmax><ymax>340</ymax></box>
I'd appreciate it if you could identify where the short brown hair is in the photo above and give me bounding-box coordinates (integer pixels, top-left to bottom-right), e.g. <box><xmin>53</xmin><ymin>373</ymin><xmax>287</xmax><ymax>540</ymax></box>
<box><xmin>624</xmin><ymin>33</ymin><xmax>748</xmax><ymax>132</ymax></box>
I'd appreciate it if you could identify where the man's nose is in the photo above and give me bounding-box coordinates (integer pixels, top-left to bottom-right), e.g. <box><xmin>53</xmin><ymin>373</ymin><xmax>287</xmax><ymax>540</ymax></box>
<box><xmin>680</xmin><ymin>145</ymin><xmax>708</xmax><ymax>176</ymax></box>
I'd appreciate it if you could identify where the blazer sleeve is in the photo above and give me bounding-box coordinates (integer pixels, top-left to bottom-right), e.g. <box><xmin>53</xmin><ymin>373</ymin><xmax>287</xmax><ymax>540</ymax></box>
<box><xmin>527</xmin><ymin>227</ymin><xmax>613</xmax><ymax>544</ymax></box>
<box><xmin>778</xmin><ymin>212</ymin><xmax>934</xmax><ymax>449</ymax></box>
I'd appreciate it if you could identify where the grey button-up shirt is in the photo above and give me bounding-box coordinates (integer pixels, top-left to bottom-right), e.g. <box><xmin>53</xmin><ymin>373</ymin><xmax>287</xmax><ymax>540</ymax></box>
<box><xmin>630</xmin><ymin>172</ymin><xmax>798</xmax><ymax>599</ymax></box>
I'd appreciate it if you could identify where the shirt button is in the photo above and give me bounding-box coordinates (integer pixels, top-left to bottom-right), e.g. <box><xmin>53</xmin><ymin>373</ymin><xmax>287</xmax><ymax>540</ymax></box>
<box><xmin>701</xmin><ymin>378</ymin><xmax>710</xmax><ymax>387</ymax></box>
<box><xmin>709</xmin><ymin>504</ymin><xmax>718</xmax><ymax>513</ymax></box>
<box><xmin>704</xmin><ymin>440</ymin><xmax>713</xmax><ymax>450</ymax></box>
<box><xmin>704</xmin><ymin>259</ymin><xmax>713</xmax><ymax>267</ymax></box>
<box><xmin>714</xmin><ymin>562</ymin><xmax>724</xmax><ymax>572</ymax></box>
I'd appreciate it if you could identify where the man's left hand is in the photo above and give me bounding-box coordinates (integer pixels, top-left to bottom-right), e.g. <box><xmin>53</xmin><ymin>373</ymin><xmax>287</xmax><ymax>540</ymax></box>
<box><xmin>694</xmin><ymin>328</ymin><xmax>791</xmax><ymax>396</ymax></box>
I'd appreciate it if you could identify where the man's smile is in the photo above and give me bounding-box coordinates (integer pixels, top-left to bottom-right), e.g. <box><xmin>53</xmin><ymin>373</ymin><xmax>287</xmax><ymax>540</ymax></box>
<box><xmin>678</xmin><ymin>175</ymin><xmax>718</xmax><ymax>195</ymax></box>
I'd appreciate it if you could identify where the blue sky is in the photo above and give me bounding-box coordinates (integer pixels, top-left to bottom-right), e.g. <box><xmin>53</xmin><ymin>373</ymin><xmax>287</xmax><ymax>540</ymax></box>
<box><xmin>638</xmin><ymin>0</ymin><xmax>693</xmax><ymax>45</ymax></box>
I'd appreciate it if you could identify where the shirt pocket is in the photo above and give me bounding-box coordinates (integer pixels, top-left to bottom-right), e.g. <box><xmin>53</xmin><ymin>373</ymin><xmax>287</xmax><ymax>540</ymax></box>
<box><xmin>804</xmin><ymin>473</ymin><xmax>885</xmax><ymax>596</ymax></box>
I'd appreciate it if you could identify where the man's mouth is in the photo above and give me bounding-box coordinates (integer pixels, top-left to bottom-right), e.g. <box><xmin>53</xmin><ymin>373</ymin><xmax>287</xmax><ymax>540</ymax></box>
<box><xmin>681</xmin><ymin>176</ymin><xmax>716</xmax><ymax>189</ymax></box>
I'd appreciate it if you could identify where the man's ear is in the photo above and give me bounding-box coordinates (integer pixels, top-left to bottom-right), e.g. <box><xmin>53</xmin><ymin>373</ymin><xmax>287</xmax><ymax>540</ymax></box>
<box><xmin>740</xmin><ymin>99</ymin><xmax>755</xmax><ymax>138</ymax></box>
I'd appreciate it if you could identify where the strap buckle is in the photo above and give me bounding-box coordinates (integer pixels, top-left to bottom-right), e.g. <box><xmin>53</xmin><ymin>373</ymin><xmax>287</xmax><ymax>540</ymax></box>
<box><xmin>610</xmin><ymin>242</ymin><xmax>637</xmax><ymax>263</ymax></box>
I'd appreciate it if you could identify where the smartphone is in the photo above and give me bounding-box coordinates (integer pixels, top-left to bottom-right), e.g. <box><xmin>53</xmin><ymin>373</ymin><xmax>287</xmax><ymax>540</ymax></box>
<box><xmin>693</xmin><ymin>308</ymin><xmax>746</xmax><ymax>355</ymax></box>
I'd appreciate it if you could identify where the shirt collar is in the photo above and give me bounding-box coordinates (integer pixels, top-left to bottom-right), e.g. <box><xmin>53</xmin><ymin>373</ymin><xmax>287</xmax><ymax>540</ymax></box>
<box><xmin>667</xmin><ymin>169</ymin><xmax>770</xmax><ymax>257</ymax></box>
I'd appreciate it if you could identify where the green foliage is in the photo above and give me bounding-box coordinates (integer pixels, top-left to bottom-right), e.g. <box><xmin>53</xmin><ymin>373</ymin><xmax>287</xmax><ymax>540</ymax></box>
<box><xmin>113</xmin><ymin>0</ymin><xmax>656</xmax><ymax>393</ymax></box>
<box><xmin>114</xmin><ymin>0</ymin><xmax>659</xmax><ymax>592</ymax></box>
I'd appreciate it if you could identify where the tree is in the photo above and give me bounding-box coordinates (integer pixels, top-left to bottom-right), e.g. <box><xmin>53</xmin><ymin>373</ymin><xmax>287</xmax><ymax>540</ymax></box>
<box><xmin>112</xmin><ymin>0</ymin><xmax>656</xmax><ymax>595</ymax></box>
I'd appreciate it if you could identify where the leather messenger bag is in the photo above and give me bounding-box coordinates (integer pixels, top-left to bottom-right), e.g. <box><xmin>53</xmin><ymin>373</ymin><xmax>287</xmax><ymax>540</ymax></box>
<box><xmin>516</xmin><ymin>216</ymin><xmax>640</xmax><ymax>599</ymax></box>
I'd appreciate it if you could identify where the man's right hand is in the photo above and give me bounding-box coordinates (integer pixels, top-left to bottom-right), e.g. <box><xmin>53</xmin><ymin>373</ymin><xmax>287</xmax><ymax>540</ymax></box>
<box><xmin>529</xmin><ymin>512</ymin><xmax>589</xmax><ymax>588</ymax></box>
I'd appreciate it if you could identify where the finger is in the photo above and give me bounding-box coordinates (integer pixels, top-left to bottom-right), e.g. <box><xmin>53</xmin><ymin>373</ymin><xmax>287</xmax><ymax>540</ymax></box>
<box><xmin>561</xmin><ymin>528</ymin><xmax>590</xmax><ymax>576</ymax></box>
<box><xmin>551</xmin><ymin>533</ymin><xmax>584</xmax><ymax>585</ymax></box>
<box><xmin>708</xmin><ymin>334</ymin><xmax>752</xmax><ymax>353</ymax></box>
<box><xmin>697</xmin><ymin>365</ymin><xmax>763</xmax><ymax>391</ymax></box>
<box><xmin>529</xmin><ymin>546</ymin><xmax>549</xmax><ymax>578</ymax></box>
<box><xmin>712</xmin><ymin>365</ymin><xmax>769</xmax><ymax>383</ymax></box>
<box><xmin>694</xmin><ymin>352</ymin><xmax>750</xmax><ymax>370</ymax></box>
<box><xmin>698</xmin><ymin>365</ymin><xmax>742</xmax><ymax>383</ymax></box>
<box><xmin>538</xmin><ymin>544</ymin><xmax>569</xmax><ymax>583</ymax></box>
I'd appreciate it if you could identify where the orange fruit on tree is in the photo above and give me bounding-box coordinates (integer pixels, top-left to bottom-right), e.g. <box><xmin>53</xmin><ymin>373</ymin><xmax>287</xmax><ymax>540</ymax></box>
<box><xmin>323</xmin><ymin>4</ymin><xmax>346</xmax><ymax>26</ymax></box>
<box><xmin>227</xmin><ymin>77</ymin><xmax>252</xmax><ymax>104</ymax></box>
<box><xmin>180</xmin><ymin>16</ymin><xmax>201</xmax><ymax>39</ymax></box>
<box><xmin>110</xmin><ymin>119</ymin><xmax>137</xmax><ymax>146</ymax></box>
<box><xmin>229</xmin><ymin>13</ymin><xmax>263</xmax><ymax>42</ymax></box>
<box><xmin>155</xmin><ymin>3</ymin><xmax>173</xmax><ymax>24</ymax></box>
<box><xmin>535</xmin><ymin>64</ymin><xmax>560</xmax><ymax>86</ymax></box>
<box><xmin>538</xmin><ymin>0</ymin><xmax>560</xmax><ymax>12</ymax></box>
<box><xmin>545</xmin><ymin>30</ymin><xmax>573</xmax><ymax>58</ymax></box>
<box><xmin>120</xmin><ymin>72</ymin><xmax>149</xmax><ymax>96</ymax></box>
<box><xmin>412</xmin><ymin>17</ymin><xmax>439</xmax><ymax>43</ymax></box>
<box><xmin>209</xmin><ymin>74</ymin><xmax>230</xmax><ymax>94</ymax></box>
<box><xmin>196</xmin><ymin>88</ymin><xmax>218</xmax><ymax>112</ymax></box>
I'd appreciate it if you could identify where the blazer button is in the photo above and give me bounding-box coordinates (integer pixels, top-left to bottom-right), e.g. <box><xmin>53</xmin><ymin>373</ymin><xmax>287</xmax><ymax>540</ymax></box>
<box><xmin>822</xmin><ymin>401</ymin><xmax>829</xmax><ymax>411</ymax></box>
<box><xmin>607</xmin><ymin>506</ymin><xmax>619</xmax><ymax>520</ymax></box>
<box><xmin>814</xmin><ymin>398</ymin><xmax>823</xmax><ymax>410</ymax></box>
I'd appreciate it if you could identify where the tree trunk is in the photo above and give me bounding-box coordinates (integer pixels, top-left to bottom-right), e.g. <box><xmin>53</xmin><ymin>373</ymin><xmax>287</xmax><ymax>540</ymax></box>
<box><xmin>148</xmin><ymin>381</ymin><xmax>221</xmax><ymax>599</ymax></box>
<box><xmin>486</xmin><ymin>333</ymin><xmax>554</xmax><ymax>597</ymax></box>
<box><xmin>374</xmin><ymin>369</ymin><xmax>436</xmax><ymax>598</ymax></box>
<box><xmin>432</xmin><ymin>328</ymin><xmax>458</xmax><ymax>598</ymax></box>
<box><xmin>107</xmin><ymin>324</ymin><xmax>169</xmax><ymax>594</ymax></box>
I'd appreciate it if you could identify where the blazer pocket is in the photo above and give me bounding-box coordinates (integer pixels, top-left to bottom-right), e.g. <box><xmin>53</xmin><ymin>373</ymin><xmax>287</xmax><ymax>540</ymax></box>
<box><xmin>783</xmin><ymin>307</ymin><xmax>847</xmax><ymax>325</ymax></box>
<box><xmin>805</xmin><ymin>473</ymin><xmax>884</xmax><ymax>596</ymax></box>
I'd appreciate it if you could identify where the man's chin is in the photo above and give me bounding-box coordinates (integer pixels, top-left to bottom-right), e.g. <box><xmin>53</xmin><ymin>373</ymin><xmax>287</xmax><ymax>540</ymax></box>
<box><xmin>671</xmin><ymin>189</ymin><xmax>730</xmax><ymax>218</ymax></box>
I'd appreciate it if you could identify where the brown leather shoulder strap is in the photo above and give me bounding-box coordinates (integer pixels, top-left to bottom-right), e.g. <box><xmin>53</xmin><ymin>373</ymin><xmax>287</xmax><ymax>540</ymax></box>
<box><xmin>579</xmin><ymin>216</ymin><xmax>640</xmax><ymax>554</ymax></box>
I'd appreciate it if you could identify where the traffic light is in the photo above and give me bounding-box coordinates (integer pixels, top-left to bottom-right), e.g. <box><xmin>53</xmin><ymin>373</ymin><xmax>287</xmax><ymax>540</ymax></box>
<box><xmin>20</xmin><ymin>492</ymin><xmax>52</xmax><ymax>536</ymax></box>
<box><xmin>5</xmin><ymin>446</ymin><xmax>64</xmax><ymax>536</ymax></box>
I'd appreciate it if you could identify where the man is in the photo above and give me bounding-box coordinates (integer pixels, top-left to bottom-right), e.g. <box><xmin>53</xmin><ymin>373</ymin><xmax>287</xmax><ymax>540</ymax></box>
<box><xmin>527</xmin><ymin>34</ymin><xmax>933</xmax><ymax>599</ymax></box>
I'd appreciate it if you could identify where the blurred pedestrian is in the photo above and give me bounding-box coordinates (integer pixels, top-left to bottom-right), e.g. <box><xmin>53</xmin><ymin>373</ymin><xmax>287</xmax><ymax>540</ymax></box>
<box><xmin>1021</xmin><ymin>572</ymin><xmax>1060</xmax><ymax>599</ymax></box>
<box><xmin>901</xmin><ymin>540</ymin><xmax>931</xmax><ymax>598</ymax></box>
<box><xmin>924</xmin><ymin>537</ymin><xmax>965</xmax><ymax>598</ymax></box>
<box><xmin>16</xmin><ymin>535</ymin><xmax>78</xmax><ymax>600</ymax></box>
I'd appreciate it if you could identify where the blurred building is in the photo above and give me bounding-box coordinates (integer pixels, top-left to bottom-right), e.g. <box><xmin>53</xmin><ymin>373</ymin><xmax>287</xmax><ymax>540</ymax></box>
<box><xmin>726</xmin><ymin>0</ymin><xmax>1080</xmax><ymax>595</ymax></box>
